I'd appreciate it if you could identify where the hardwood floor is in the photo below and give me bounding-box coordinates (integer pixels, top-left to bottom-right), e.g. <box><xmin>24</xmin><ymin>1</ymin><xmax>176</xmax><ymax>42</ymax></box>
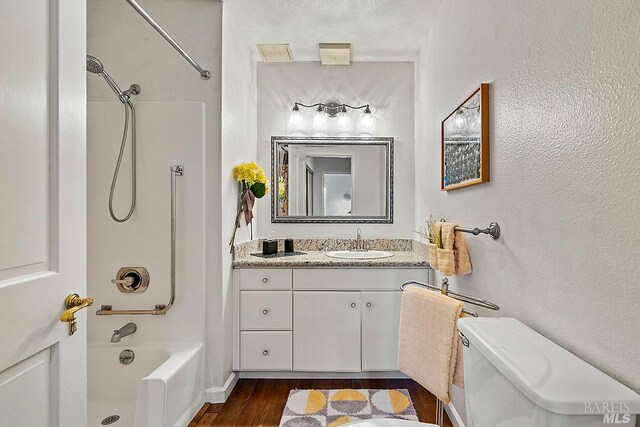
<box><xmin>189</xmin><ymin>379</ymin><xmax>454</xmax><ymax>426</ymax></box>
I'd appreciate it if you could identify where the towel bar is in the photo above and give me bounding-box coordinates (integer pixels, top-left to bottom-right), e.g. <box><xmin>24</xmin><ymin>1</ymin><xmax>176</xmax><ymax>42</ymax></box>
<box><xmin>454</xmin><ymin>221</ymin><xmax>500</xmax><ymax>239</ymax></box>
<box><xmin>401</xmin><ymin>278</ymin><xmax>499</xmax><ymax>314</ymax></box>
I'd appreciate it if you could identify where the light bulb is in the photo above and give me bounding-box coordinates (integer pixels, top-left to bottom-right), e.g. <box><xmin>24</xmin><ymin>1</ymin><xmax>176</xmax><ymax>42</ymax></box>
<box><xmin>337</xmin><ymin>110</ymin><xmax>351</xmax><ymax>134</ymax></box>
<box><xmin>358</xmin><ymin>110</ymin><xmax>375</xmax><ymax>135</ymax></box>
<box><xmin>288</xmin><ymin>109</ymin><xmax>305</xmax><ymax>134</ymax></box>
<box><xmin>312</xmin><ymin>110</ymin><xmax>327</xmax><ymax>134</ymax></box>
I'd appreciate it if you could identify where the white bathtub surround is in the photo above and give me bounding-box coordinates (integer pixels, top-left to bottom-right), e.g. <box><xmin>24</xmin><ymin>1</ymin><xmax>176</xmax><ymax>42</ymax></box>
<box><xmin>87</xmin><ymin>102</ymin><xmax>206</xmax><ymax>344</ymax></box>
<box><xmin>414</xmin><ymin>0</ymin><xmax>640</xmax><ymax>423</ymax></box>
<box><xmin>87</xmin><ymin>0</ymin><xmax>230</xmax><ymax>402</ymax></box>
<box><xmin>89</xmin><ymin>343</ymin><xmax>204</xmax><ymax>427</ymax></box>
<box><xmin>87</xmin><ymin>102</ymin><xmax>207</xmax><ymax>426</ymax></box>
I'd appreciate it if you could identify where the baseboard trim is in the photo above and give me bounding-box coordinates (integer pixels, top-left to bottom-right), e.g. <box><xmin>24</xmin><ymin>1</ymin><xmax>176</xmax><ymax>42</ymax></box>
<box><xmin>445</xmin><ymin>402</ymin><xmax>466</xmax><ymax>427</ymax></box>
<box><xmin>205</xmin><ymin>372</ymin><xmax>239</xmax><ymax>403</ymax></box>
<box><xmin>239</xmin><ymin>371</ymin><xmax>408</xmax><ymax>379</ymax></box>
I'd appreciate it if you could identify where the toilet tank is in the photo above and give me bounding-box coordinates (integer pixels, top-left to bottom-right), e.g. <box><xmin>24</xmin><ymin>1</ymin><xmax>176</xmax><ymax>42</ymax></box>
<box><xmin>457</xmin><ymin>318</ymin><xmax>640</xmax><ymax>427</ymax></box>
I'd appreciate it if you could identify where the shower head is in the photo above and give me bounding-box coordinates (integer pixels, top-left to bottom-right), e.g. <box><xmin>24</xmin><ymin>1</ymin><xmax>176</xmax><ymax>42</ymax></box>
<box><xmin>86</xmin><ymin>54</ymin><xmax>141</xmax><ymax>104</ymax></box>
<box><xmin>86</xmin><ymin>55</ymin><xmax>104</xmax><ymax>74</ymax></box>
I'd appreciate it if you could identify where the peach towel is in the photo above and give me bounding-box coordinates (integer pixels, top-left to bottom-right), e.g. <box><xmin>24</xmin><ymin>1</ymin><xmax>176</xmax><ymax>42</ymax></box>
<box><xmin>398</xmin><ymin>286</ymin><xmax>465</xmax><ymax>404</ymax></box>
<box><xmin>439</xmin><ymin>223</ymin><xmax>472</xmax><ymax>276</ymax></box>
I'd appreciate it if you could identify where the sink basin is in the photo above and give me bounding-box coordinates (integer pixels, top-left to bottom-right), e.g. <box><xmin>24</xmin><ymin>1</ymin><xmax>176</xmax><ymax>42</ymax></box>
<box><xmin>325</xmin><ymin>250</ymin><xmax>394</xmax><ymax>260</ymax></box>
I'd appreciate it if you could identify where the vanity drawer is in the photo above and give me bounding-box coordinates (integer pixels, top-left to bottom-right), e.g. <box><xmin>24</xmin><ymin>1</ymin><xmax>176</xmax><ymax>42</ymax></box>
<box><xmin>240</xmin><ymin>331</ymin><xmax>292</xmax><ymax>371</ymax></box>
<box><xmin>241</xmin><ymin>291</ymin><xmax>292</xmax><ymax>330</ymax></box>
<box><xmin>239</xmin><ymin>269</ymin><xmax>292</xmax><ymax>290</ymax></box>
<box><xmin>293</xmin><ymin>268</ymin><xmax>428</xmax><ymax>291</ymax></box>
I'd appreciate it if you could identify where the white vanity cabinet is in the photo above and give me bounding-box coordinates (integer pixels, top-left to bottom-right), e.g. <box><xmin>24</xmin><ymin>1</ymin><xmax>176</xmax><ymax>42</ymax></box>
<box><xmin>293</xmin><ymin>291</ymin><xmax>362</xmax><ymax>372</ymax></box>
<box><xmin>361</xmin><ymin>291</ymin><xmax>403</xmax><ymax>371</ymax></box>
<box><xmin>233</xmin><ymin>267</ymin><xmax>428</xmax><ymax>375</ymax></box>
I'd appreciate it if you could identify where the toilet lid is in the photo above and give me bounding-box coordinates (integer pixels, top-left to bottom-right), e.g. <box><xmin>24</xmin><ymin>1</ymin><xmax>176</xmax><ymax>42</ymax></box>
<box><xmin>344</xmin><ymin>419</ymin><xmax>437</xmax><ymax>427</ymax></box>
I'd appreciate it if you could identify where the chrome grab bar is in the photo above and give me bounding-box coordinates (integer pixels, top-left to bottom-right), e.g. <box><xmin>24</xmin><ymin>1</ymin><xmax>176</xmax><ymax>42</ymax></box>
<box><xmin>97</xmin><ymin>165</ymin><xmax>183</xmax><ymax>316</ymax></box>
<box><xmin>124</xmin><ymin>0</ymin><xmax>211</xmax><ymax>80</ymax></box>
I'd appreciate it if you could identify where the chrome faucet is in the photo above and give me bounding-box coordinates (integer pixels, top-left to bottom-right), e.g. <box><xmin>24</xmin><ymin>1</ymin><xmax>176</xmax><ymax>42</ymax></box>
<box><xmin>111</xmin><ymin>322</ymin><xmax>137</xmax><ymax>343</ymax></box>
<box><xmin>351</xmin><ymin>228</ymin><xmax>368</xmax><ymax>252</ymax></box>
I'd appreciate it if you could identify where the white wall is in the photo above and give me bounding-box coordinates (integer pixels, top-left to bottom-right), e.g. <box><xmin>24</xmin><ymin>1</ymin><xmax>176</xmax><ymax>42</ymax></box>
<box><xmin>415</xmin><ymin>0</ymin><xmax>640</xmax><ymax>421</ymax></box>
<box><xmin>257</xmin><ymin>61</ymin><xmax>415</xmax><ymax>238</ymax></box>
<box><xmin>216</xmin><ymin>6</ymin><xmax>258</xmax><ymax>393</ymax></box>
<box><xmin>87</xmin><ymin>0</ymin><xmax>224</xmax><ymax>394</ymax></box>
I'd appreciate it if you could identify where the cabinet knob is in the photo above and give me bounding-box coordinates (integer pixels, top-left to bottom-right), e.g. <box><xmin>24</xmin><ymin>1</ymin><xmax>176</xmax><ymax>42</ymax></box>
<box><xmin>262</xmin><ymin>350</ymin><xmax>269</xmax><ymax>356</ymax></box>
<box><xmin>262</xmin><ymin>277</ymin><xmax>268</xmax><ymax>283</ymax></box>
<box><xmin>263</xmin><ymin>309</ymin><xmax>269</xmax><ymax>315</ymax></box>
<box><xmin>351</xmin><ymin>302</ymin><xmax>357</xmax><ymax>308</ymax></box>
<box><xmin>366</xmin><ymin>302</ymin><xmax>372</xmax><ymax>308</ymax></box>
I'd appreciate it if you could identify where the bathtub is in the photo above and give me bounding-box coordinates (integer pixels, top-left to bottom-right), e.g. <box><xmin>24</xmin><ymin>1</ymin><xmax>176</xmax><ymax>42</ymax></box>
<box><xmin>88</xmin><ymin>343</ymin><xmax>204</xmax><ymax>427</ymax></box>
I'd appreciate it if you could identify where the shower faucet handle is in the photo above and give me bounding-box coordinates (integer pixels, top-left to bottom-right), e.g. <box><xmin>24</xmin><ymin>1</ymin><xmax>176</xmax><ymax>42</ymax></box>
<box><xmin>111</xmin><ymin>277</ymin><xmax>134</xmax><ymax>286</ymax></box>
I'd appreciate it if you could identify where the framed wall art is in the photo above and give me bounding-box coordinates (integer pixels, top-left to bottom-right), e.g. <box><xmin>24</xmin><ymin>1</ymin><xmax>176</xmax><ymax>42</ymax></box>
<box><xmin>441</xmin><ymin>83</ymin><xmax>489</xmax><ymax>191</ymax></box>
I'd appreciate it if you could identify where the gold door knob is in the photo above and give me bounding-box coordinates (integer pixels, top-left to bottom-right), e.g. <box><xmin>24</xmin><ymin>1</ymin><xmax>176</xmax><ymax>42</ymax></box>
<box><xmin>60</xmin><ymin>294</ymin><xmax>93</xmax><ymax>335</ymax></box>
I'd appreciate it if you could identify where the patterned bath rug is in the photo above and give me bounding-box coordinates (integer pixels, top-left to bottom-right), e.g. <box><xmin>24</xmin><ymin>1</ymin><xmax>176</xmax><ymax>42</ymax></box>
<box><xmin>279</xmin><ymin>389</ymin><xmax>419</xmax><ymax>427</ymax></box>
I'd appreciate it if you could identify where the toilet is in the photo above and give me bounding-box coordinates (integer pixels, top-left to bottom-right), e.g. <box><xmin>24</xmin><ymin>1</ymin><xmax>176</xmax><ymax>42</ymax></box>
<box><xmin>348</xmin><ymin>317</ymin><xmax>640</xmax><ymax>427</ymax></box>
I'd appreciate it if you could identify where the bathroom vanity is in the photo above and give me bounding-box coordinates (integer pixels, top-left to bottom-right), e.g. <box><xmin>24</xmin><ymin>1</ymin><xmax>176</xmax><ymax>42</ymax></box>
<box><xmin>232</xmin><ymin>241</ymin><xmax>429</xmax><ymax>377</ymax></box>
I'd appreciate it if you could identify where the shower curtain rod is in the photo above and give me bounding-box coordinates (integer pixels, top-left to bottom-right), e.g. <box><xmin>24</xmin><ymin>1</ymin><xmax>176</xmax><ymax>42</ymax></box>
<box><xmin>124</xmin><ymin>0</ymin><xmax>211</xmax><ymax>80</ymax></box>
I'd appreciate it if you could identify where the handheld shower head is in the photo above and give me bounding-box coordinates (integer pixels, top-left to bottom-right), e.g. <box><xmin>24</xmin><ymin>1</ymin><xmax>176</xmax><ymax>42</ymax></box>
<box><xmin>86</xmin><ymin>55</ymin><xmax>104</xmax><ymax>74</ymax></box>
<box><xmin>86</xmin><ymin>54</ymin><xmax>139</xmax><ymax>104</ymax></box>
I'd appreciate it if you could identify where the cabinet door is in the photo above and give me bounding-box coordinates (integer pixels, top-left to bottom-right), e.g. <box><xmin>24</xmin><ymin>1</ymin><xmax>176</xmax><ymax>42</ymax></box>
<box><xmin>362</xmin><ymin>291</ymin><xmax>402</xmax><ymax>371</ymax></box>
<box><xmin>293</xmin><ymin>291</ymin><xmax>361</xmax><ymax>372</ymax></box>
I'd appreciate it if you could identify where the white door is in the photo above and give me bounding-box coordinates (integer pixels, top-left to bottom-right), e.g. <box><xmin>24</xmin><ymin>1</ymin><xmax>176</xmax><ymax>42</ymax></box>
<box><xmin>293</xmin><ymin>291</ymin><xmax>361</xmax><ymax>371</ymax></box>
<box><xmin>362</xmin><ymin>291</ymin><xmax>402</xmax><ymax>371</ymax></box>
<box><xmin>0</xmin><ymin>0</ymin><xmax>87</xmax><ymax>426</ymax></box>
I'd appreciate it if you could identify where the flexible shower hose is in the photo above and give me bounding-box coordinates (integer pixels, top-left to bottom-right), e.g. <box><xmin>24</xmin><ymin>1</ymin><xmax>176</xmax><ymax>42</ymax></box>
<box><xmin>109</xmin><ymin>101</ymin><xmax>136</xmax><ymax>222</ymax></box>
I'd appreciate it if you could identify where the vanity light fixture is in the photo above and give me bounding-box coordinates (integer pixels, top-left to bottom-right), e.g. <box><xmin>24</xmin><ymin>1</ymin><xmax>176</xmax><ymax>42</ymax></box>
<box><xmin>288</xmin><ymin>103</ymin><xmax>305</xmax><ymax>133</ymax></box>
<box><xmin>288</xmin><ymin>101</ymin><xmax>375</xmax><ymax>135</ymax></box>
<box><xmin>358</xmin><ymin>105</ymin><xmax>375</xmax><ymax>135</ymax></box>
<box><xmin>312</xmin><ymin>104</ymin><xmax>328</xmax><ymax>133</ymax></box>
<box><xmin>337</xmin><ymin>105</ymin><xmax>351</xmax><ymax>133</ymax></box>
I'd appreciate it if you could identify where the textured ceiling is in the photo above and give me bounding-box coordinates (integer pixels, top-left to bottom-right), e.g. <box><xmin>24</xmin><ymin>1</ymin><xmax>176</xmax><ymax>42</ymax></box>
<box><xmin>225</xmin><ymin>0</ymin><xmax>442</xmax><ymax>61</ymax></box>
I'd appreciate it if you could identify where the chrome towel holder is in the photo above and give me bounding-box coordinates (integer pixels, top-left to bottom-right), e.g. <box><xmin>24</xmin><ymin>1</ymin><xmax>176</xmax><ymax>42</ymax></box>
<box><xmin>454</xmin><ymin>221</ymin><xmax>500</xmax><ymax>240</ymax></box>
<box><xmin>401</xmin><ymin>278</ymin><xmax>500</xmax><ymax>317</ymax></box>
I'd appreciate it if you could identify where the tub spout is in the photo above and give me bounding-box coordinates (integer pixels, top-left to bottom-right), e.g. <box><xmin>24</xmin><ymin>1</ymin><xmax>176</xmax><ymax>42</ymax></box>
<box><xmin>111</xmin><ymin>322</ymin><xmax>137</xmax><ymax>343</ymax></box>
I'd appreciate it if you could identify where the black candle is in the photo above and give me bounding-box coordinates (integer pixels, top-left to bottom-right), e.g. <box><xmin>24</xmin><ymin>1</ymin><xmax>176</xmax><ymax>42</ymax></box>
<box><xmin>284</xmin><ymin>238</ymin><xmax>294</xmax><ymax>253</ymax></box>
<box><xmin>263</xmin><ymin>240</ymin><xmax>278</xmax><ymax>256</ymax></box>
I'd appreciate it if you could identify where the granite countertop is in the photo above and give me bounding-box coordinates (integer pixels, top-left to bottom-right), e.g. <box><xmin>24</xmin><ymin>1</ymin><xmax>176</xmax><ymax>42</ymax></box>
<box><xmin>232</xmin><ymin>238</ymin><xmax>429</xmax><ymax>268</ymax></box>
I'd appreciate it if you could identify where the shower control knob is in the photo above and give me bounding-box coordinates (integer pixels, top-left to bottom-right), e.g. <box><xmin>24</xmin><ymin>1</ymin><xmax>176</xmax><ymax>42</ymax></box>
<box><xmin>366</xmin><ymin>302</ymin><xmax>372</xmax><ymax>308</ymax></box>
<box><xmin>263</xmin><ymin>309</ymin><xmax>269</xmax><ymax>315</ymax></box>
<box><xmin>262</xmin><ymin>350</ymin><xmax>269</xmax><ymax>356</ymax></box>
<box><xmin>262</xmin><ymin>278</ymin><xmax>268</xmax><ymax>283</ymax></box>
<box><xmin>351</xmin><ymin>303</ymin><xmax>356</xmax><ymax>308</ymax></box>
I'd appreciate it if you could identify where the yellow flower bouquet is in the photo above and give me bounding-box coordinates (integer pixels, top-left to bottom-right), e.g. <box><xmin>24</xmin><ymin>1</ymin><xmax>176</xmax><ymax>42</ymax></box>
<box><xmin>233</xmin><ymin>161</ymin><xmax>270</xmax><ymax>198</ymax></box>
<box><xmin>229</xmin><ymin>162</ymin><xmax>269</xmax><ymax>251</ymax></box>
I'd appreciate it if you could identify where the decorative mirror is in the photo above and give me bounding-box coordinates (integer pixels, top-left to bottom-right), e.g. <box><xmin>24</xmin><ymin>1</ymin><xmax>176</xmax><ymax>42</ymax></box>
<box><xmin>271</xmin><ymin>136</ymin><xmax>393</xmax><ymax>223</ymax></box>
<box><xmin>441</xmin><ymin>83</ymin><xmax>489</xmax><ymax>190</ymax></box>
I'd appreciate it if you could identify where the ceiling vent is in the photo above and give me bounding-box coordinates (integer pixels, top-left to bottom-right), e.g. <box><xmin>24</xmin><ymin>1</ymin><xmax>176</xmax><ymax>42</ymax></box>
<box><xmin>257</xmin><ymin>44</ymin><xmax>293</xmax><ymax>62</ymax></box>
<box><xmin>319</xmin><ymin>43</ymin><xmax>351</xmax><ymax>65</ymax></box>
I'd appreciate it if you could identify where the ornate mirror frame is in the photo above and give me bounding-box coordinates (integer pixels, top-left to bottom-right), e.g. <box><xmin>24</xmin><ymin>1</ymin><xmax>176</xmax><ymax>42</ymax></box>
<box><xmin>271</xmin><ymin>136</ymin><xmax>394</xmax><ymax>224</ymax></box>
